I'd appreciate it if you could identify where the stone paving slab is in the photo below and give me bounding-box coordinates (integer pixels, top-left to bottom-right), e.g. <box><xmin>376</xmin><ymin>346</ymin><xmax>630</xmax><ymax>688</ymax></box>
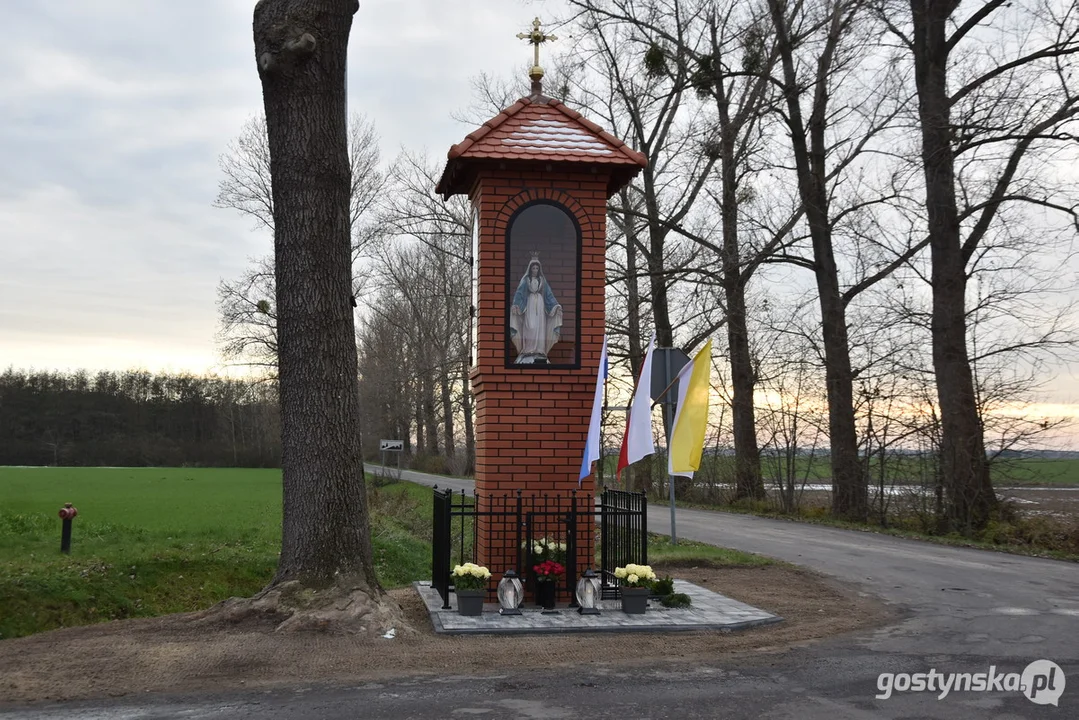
<box><xmin>414</xmin><ymin>580</ymin><xmax>782</xmax><ymax>635</ymax></box>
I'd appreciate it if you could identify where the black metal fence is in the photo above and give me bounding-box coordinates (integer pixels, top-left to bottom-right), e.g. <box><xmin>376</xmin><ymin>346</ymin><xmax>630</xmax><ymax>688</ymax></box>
<box><xmin>598</xmin><ymin>488</ymin><xmax>648</xmax><ymax>598</ymax></box>
<box><xmin>431</xmin><ymin>486</ymin><xmax>647</xmax><ymax>608</ymax></box>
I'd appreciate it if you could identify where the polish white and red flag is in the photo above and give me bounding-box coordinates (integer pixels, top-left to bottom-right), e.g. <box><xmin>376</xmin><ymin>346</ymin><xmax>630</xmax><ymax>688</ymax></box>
<box><xmin>617</xmin><ymin>332</ymin><xmax>656</xmax><ymax>479</ymax></box>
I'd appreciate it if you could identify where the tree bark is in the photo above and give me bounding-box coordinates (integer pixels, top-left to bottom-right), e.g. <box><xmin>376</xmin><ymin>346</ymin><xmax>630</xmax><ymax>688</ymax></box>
<box><xmin>910</xmin><ymin>0</ymin><xmax>995</xmax><ymax>532</ymax></box>
<box><xmin>254</xmin><ymin>0</ymin><xmax>378</xmax><ymax>589</ymax></box>
<box><xmin>619</xmin><ymin>188</ymin><xmax>653</xmax><ymax>494</ymax></box>
<box><xmin>720</xmin><ymin>138</ymin><xmax>764</xmax><ymax>501</ymax></box>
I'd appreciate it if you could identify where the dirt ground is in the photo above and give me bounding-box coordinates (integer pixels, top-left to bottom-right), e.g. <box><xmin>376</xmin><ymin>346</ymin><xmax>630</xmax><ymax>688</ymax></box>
<box><xmin>0</xmin><ymin>563</ymin><xmax>894</xmax><ymax>706</ymax></box>
<box><xmin>1001</xmin><ymin>487</ymin><xmax>1079</xmax><ymax>520</ymax></box>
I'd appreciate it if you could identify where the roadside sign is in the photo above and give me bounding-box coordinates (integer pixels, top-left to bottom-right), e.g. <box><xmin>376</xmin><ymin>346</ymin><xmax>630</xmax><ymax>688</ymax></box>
<box><xmin>650</xmin><ymin>348</ymin><xmax>691</xmax><ymax>403</ymax></box>
<box><xmin>648</xmin><ymin>346</ymin><xmax>692</xmax><ymax>548</ymax></box>
<box><xmin>380</xmin><ymin>439</ymin><xmax>403</xmax><ymax>452</ymax></box>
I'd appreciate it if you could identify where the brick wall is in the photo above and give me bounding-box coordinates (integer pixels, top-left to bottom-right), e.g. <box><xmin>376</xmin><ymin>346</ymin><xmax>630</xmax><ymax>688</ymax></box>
<box><xmin>468</xmin><ymin>165</ymin><xmax>609</xmax><ymax>582</ymax></box>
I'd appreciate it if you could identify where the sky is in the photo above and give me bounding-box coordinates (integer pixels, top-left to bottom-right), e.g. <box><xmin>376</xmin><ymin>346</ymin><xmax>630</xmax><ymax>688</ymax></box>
<box><xmin>0</xmin><ymin>0</ymin><xmax>561</xmax><ymax>375</ymax></box>
<box><xmin>1</xmin><ymin>0</ymin><xmax>1077</xmax><ymax>447</ymax></box>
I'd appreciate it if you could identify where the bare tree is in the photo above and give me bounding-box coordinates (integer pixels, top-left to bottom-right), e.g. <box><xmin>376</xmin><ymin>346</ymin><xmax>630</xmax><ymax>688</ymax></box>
<box><xmin>215</xmin><ymin>256</ymin><xmax>278</xmax><ymax>374</ymax></box>
<box><xmin>882</xmin><ymin>0</ymin><xmax>1079</xmax><ymax>532</ymax></box>
<box><xmin>569</xmin><ymin>0</ymin><xmax>785</xmax><ymax>500</ymax></box>
<box><xmin>214</xmin><ymin>111</ymin><xmax>383</xmax><ymax>370</ymax></box>
<box><xmin>762</xmin><ymin>0</ymin><xmax>930</xmax><ymax>519</ymax></box>
<box><xmin>566</xmin><ymin>2</ymin><xmax>719</xmax><ymax>492</ymax></box>
<box><xmin>370</xmin><ymin>151</ymin><xmax>475</xmax><ymax>471</ymax></box>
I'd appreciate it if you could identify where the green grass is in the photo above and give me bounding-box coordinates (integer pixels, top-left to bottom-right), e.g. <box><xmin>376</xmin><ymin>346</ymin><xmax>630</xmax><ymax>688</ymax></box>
<box><xmin>647</xmin><ymin>533</ymin><xmax>773</xmax><ymax>567</ymax></box>
<box><xmin>0</xmin><ymin>467</ymin><xmax>434</xmax><ymax>640</ymax></box>
<box><xmin>0</xmin><ymin>466</ymin><xmax>773</xmax><ymax>639</ymax></box>
<box><xmin>991</xmin><ymin>458</ymin><xmax>1079</xmax><ymax>486</ymax></box>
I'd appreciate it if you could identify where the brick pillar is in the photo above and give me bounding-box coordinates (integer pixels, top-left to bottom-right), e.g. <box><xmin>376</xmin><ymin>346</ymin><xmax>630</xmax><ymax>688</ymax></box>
<box><xmin>469</xmin><ymin>171</ymin><xmax>609</xmax><ymax>582</ymax></box>
<box><xmin>435</xmin><ymin>94</ymin><xmax>647</xmax><ymax>592</ymax></box>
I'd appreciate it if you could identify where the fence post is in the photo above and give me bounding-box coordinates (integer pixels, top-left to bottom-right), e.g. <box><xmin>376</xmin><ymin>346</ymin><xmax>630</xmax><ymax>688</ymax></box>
<box><xmin>431</xmin><ymin>487</ymin><xmax>453</xmax><ymax>609</ymax></box>
<box><xmin>515</xmin><ymin>489</ymin><xmax>523</xmax><ymax>573</ymax></box>
<box><xmin>567</xmin><ymin>491</ymin><xmax>578</xmax><ymax>607</ymax></box>
<box><xmin>640</xmin><ymin>491</ymin><xmax>648</xmax><ymax>564</ymax></box>
<box><xmin>458</xmin><ymin>488</ymin><xmax>468</xmax><ymax>566</ymax></box>
<box><xmin>600</xmin><ymin>489</ymin><xmax>608</xmax><ymax>591</ymax></box>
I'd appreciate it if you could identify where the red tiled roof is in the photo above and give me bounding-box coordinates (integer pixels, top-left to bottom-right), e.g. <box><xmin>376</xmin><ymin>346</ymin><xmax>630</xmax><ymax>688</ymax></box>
<box><xmin>437</xmin><ymin>95</ymin><xmax>648</xmax><ymax>198</ymax></box>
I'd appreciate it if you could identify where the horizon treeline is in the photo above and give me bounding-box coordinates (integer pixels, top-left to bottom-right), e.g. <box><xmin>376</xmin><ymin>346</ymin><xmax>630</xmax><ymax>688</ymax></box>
<box><xmin>0</xmin><ymin>368</ymin><xmax>281</xmax><ymax>468</ymax></box>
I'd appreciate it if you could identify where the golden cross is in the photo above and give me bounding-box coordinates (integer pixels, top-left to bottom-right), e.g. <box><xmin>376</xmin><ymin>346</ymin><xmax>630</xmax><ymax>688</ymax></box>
<box><xmin>516</xmin><ymin>17</ymin><xmax>556</xmax><ymax>84</ymax></box>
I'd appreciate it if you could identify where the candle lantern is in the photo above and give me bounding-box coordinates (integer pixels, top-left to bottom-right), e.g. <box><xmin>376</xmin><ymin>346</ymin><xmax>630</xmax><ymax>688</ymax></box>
<box><xmin>575</xmin><ymin>568</ymin><xmax>602</xmax><ymax>615</ymax></box>
<box><xmin>497</xmin><ymin>569</ymin><xmax>524</xmax><ymax>615</ymax></box>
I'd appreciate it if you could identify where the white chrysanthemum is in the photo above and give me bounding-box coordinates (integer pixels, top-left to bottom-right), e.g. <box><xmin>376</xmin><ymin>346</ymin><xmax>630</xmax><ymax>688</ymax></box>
<box><xmin>627</xmin><ymin>573</ymin><xmax>639</xmax><ymax>584</ymax></box>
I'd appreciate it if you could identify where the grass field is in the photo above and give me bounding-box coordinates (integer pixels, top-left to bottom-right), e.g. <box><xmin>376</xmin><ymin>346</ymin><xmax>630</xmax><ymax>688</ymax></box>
<box><xmin>0</xmin><ymin>467</ymin><xmax>763</xmax><ymax>640</ymax></box>
<box><xmin>990</xmin><ymin>458</ymin><xmax>1079</xmax><ymax>486</ymax></box>
<box><xmin>0</xmin><ymin>467</ymin><xmax>431</xmax><ymax>640</ymax></box>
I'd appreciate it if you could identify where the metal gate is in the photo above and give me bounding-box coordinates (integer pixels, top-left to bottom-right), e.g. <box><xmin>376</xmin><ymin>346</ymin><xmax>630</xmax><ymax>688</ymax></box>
<box><xmin>431</xmin><ymin>486</ymin><xmax>647</xmax><ymax>607</ymax></box>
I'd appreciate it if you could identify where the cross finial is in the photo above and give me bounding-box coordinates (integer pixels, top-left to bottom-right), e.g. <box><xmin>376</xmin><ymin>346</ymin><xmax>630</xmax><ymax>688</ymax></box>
<box><xmin>516</xmin><ymin>17</ymin><xmax>556</xmax><ymax>96</ymax></box>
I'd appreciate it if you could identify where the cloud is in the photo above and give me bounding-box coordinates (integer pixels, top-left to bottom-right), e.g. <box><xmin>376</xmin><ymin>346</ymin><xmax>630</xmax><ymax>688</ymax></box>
<box><xmin>0</xmin><ymin>0</ymin><xmax>560</xmax><ymax>374</ymax></box>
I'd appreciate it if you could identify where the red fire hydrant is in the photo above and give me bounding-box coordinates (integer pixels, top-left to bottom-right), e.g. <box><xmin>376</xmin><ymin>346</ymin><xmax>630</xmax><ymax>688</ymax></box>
<box><xmin>58</xmin><ymin>503</ymin><xmax>78</xmax><ymax>554</ymax></box>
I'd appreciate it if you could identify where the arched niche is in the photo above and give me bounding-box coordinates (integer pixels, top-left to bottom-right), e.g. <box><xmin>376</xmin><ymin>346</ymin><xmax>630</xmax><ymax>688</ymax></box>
<box><xmin>504</xmin><ymin>201</ymin><xmax>581</xmax><ymax>367</ymax></box>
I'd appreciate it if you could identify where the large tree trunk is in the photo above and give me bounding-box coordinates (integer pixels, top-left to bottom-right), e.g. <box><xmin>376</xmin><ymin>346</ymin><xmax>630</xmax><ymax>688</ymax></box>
<box><xmin>642</xmin><ymin>167</ymin><xmax>674</xmax><ymax>349</ymax></box>
<box><xmin>768</xmin><ymin>0</ymin><xmax>866</xmax><ymax>520</ymax></box>
<box><xmin>619</xmin><ymin>189</ymin><xmax>653</xmax><ymax>495</ymax></box>
<box><xmin>910</xmin><ymin>0</ymin><xmax>995</xmax><ymax>533</ymax></box>
<box><xmin>254</xmin><ymin>0</ymin><xmax>378</xmax><ymax>590</ymax></box>
<box><xmin>719</xmin><ymin>140</ymin><xmax>764</xmax><ymax>502</ymax></box>
<box><xmin>724</xmin><ymin>280</ymin><xmax>763</xmax><ymax>501</ymax></box>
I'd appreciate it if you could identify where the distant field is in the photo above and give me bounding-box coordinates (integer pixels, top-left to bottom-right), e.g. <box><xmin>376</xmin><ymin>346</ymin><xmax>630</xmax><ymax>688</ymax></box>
<box><xmin>599</xmin><ymin>454</ymin><xmax>1079</xmax><ymax>487</ymax></box>
<box><xmin>0</xmin><ymin>467</ymin><xmax>429</xmax><ymax>639</ymax></box>
<box><xmin>990</xmin><ymin>458</ymin><xmax>1079</xmax><ymax>487</ymax></box>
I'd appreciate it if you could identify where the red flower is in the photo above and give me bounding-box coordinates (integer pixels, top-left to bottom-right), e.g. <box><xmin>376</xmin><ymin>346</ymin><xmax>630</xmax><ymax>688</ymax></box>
<box><xmin>533</xmin><ymin>560</ymin><xmax>565</xmax><ymax>579</ymax></box>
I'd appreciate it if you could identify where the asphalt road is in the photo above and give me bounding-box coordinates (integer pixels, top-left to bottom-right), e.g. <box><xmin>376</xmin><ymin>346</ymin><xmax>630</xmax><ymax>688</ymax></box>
<box><xmin>6</xmin><ymin>467</ymin><xmax>1077</xmax><ymax>719</ymax></box>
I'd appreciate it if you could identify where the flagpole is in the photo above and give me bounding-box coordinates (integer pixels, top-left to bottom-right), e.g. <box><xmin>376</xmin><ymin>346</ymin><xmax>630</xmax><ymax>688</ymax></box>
<box><xmin>599</xmin><ymin>355</ymin><xmax>608</xmax><ymax>490</ymax></box>
<box><xmin>664</xmin><ymin>349</ymin><xmax>677</xmax><ymax>545</ymax></box>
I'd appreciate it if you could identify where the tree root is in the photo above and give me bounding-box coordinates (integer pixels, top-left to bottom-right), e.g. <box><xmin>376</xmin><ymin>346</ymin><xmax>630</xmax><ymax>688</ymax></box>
<box><xmin>190</xmin><ymin>579</ymin><xmax>412</xmax><ymax>637</ymax></box>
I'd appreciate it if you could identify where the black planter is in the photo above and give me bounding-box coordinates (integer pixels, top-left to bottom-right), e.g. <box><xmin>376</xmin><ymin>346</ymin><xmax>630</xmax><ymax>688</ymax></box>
<box><xmin>620</xmin><ymin>586</ymin><xmax>650</xmax><ymax>614</ymax></box>
<box><xmin>456</xmin><ymin>589</ymin><xmax>485</xmax><ymax>616</ymax></box>
<box><xmin>535</xmin><ymin>580</ymin><xmax>557</xmax><ymax>610</ymax></box>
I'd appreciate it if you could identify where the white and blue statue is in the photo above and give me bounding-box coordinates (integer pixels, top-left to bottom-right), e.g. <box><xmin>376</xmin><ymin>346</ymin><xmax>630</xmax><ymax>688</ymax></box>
<box><xmin>508</xmin><ymin>253</ymin><xmax>563</xmax><ymax>364</ymax></box>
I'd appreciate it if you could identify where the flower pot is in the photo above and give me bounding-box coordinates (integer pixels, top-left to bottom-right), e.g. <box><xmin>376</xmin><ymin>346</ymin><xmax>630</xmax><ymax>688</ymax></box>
<box><xmin>535</xmin><ymin>580</ymin><xmax>557</xmax><ymax>610</ymax></box>
<box><xmin>456</xmin><ymin>588</ymin><xmax>485</xmax><ymax>616</ymax></box>
<box><xmin>620</xmin><ymin>586</ymin><xmax>650</xmax><ymax>615</ymax></box>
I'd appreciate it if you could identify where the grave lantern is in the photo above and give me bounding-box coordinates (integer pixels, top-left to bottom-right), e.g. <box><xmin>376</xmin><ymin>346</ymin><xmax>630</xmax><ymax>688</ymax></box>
<box><xmin>575</xmin><ymin>568</ymin><xmax>601</xmax><ymax>615</ymax></box>
<box><xmin>497</xmin><ymin>569</ymin><xmax>524</xmax><ymax>615</ymax></box>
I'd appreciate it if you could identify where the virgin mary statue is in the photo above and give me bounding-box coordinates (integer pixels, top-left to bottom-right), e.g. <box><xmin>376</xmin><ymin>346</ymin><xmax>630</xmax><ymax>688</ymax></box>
<box><xmin>509</xmin><ymin>255</ymin><xmax>563</xmax><ymax>364</ymax></box>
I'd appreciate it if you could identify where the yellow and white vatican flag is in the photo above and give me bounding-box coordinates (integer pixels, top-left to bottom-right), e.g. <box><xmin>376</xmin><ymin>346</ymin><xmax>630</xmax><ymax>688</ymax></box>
<box><xmin>667</xmin><ymin>339</ymin><xmax>713</xmax><ymax>479</ymax></box>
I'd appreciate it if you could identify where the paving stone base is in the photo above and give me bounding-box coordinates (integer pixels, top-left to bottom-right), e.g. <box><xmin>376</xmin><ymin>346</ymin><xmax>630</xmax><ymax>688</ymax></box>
<box><xmin>414</xmin><ymin>580</ymin><xmax>782</xmax><ymax>635</ymax></box>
